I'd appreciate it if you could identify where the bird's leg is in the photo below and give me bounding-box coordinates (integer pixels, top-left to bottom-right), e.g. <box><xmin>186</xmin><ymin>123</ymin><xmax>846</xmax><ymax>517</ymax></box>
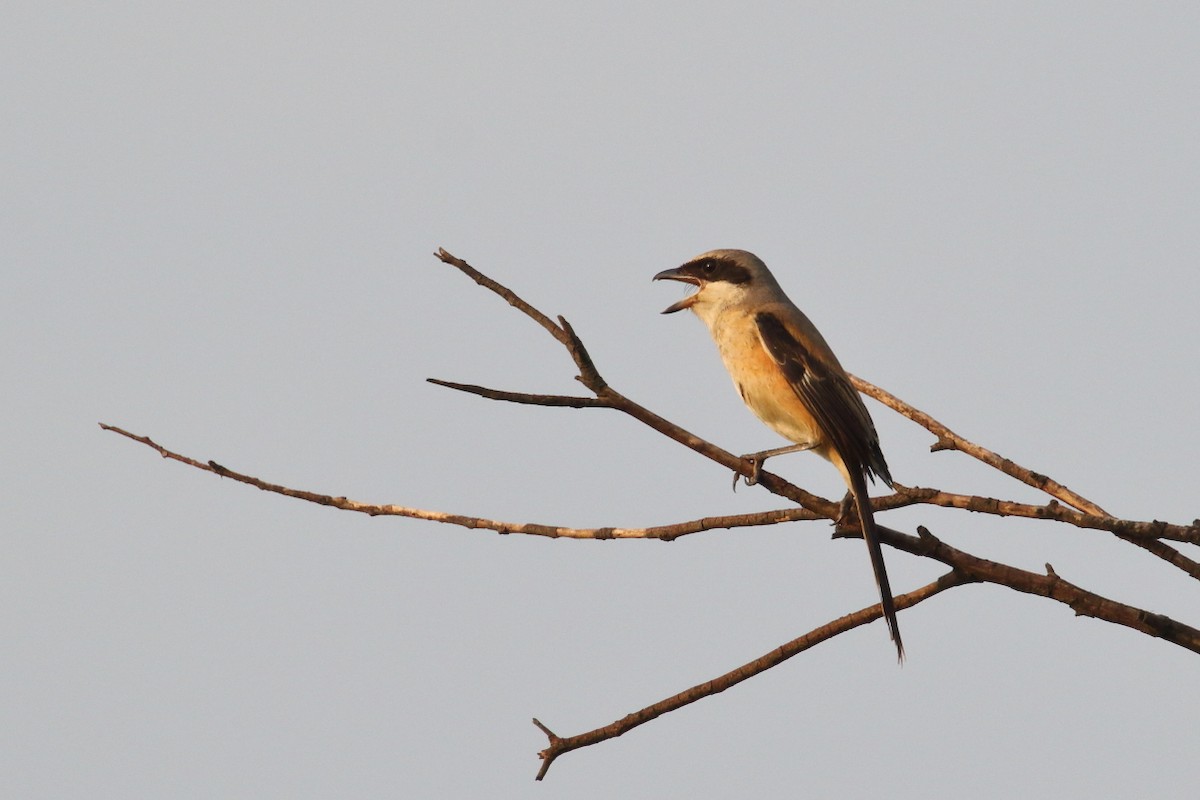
<box><xmin>734</xmin><ymin>441</ymin><xmax>817</xmax><ymax>489</ymax></box>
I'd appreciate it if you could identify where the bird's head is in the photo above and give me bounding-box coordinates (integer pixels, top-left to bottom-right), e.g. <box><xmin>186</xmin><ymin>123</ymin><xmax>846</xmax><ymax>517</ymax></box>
<box><xmin>653</xmin><ymin>249</ymin><xmax>779</xmax><ymax>321</ymax></box>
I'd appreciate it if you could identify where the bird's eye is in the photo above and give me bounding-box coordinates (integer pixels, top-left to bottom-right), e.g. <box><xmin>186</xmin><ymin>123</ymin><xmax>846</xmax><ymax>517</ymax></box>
<box><xmin>701</xmin><ymin>260</ymin><xmax>716</xmax><ymax>275</ymax></box>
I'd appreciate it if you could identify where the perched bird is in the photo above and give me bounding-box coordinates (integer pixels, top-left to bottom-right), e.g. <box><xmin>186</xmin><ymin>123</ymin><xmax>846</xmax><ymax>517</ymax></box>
<box><xmin>655</xmin><ymin>249</ymin><xmax>903</xmax><ymax>660</ymax></box>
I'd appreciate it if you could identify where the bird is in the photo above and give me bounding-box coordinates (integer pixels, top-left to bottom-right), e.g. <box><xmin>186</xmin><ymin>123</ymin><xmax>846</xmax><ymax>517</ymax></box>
<box><xmin>654</xmin><ymin>249</ymin><xmax>903</xmax><ymax>660</ymax></box>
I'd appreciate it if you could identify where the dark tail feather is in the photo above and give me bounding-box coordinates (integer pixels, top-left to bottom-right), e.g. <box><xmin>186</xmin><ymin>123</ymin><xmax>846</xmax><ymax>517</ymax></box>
<box><xmin>849</xmin><ymin>468</ymin><xmax>904</xmax><ymax>662</ymax></box>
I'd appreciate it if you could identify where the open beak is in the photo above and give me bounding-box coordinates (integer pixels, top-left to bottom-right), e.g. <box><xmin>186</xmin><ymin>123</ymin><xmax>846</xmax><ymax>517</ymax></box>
<box><xmin>653</xmin><ymin>268</ymin><xmax>701</xmax><ymax>314</ymax></box>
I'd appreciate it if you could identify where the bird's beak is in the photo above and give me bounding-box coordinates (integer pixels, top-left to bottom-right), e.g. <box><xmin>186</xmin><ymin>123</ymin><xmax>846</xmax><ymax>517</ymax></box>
<box><xmin>653</xmin><ymin>268</ymin><xmax>701</xmax><ymax>314</ymax></box>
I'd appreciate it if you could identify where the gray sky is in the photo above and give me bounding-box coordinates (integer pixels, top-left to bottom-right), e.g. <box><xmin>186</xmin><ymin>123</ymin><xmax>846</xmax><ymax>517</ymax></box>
<box><xmin>5</xmin><ymin>3</ymin><xmax>1199</xmax><ymax>797</ymax></box>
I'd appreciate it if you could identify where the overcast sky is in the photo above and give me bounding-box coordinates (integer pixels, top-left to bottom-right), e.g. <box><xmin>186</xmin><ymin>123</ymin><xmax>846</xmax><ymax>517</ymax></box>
<box><xmin>5</xmin><ymin>3</ymin><xmax>1200</xmax><ymax>798</ymax></box>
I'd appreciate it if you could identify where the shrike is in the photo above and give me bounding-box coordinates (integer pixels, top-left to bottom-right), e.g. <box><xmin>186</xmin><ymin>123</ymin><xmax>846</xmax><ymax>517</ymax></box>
<box><xmin>655</xmin><ymin>249</ymin><xmax>903</xmax><ymax>660</ymax></box>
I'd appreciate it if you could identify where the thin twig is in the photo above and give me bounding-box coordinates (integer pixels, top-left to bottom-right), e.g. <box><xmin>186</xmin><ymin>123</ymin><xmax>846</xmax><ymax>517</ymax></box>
<box><xmin>96</xmin><ymin>424</ymin><xmax>1200</xmax><ymax>580</ymax></box>
<box><xmin>853</xmin><ymin>378</ymin><xmax>1200</xmax><ymax>573</ymax></box>
<box><xmin>425</xmin><ymin>379</ymin><xmax>610</xmax><ymax>408</ymax></box>
<box><xmin>434</xmin><ymin>248</ymin><xmax>567</xmax><ymax>345</ymax></box>
<box><xmin>534</xmin><ymin>569</ymin><xmax>973</xmax><ymax>780</ymax></box>
<box><xmin>1112</xmin><ymin>534</ymin><xmax>1200</xmax><ymax>581</ymax></box>
<box><xmin>98</xmin><ymin>423</ymin><xmax>824</xmax><ymax>539</ymax></box>
<box><xmin>851</xmin><ymin>374</ymin><xmax>1109</xmax><ymax>516</ymax></box>
<box><xmin>889</xmin><ymin>485</ymin><xmax>1200</xmax><ymax>547</ymax></box>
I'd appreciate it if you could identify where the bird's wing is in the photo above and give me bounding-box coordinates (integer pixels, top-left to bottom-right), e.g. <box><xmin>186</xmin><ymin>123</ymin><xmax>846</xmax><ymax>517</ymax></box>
<box><xmin>754</xmin><ymin>310</ymin><xmax>892</xmax><ymax>486</ymax></box>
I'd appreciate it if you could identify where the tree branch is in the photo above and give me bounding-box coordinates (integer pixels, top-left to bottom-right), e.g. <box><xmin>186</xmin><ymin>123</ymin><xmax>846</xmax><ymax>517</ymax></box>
<box><xmin>425</xmin><ymin>378</ymin><xmax>610</xmax><ymax>408</ymax></box>
<box><xmin>98</xmin><ymin>423</ymin><xmax>824</xmax><ymax>540</ymax></box>
<box><xmin>533</xmin><ymin>569</ymin><xmax>973</xmax><ymax>780</ymax></box>
<box><xmin>851</xmin><ymin>374</ymin><xmax>1109</xmax><ymax>516</ymax></box>
<box><xmin>871</xmin><ymin>525</ymin><xmax>1200</xmax><ymax>654</ymax></box>
<box><xmin>434</xmin><ymin>248</ymin><xmax>568</xmax><ymax>345</ymax></box>
<box><xmin>101</xmin><ymin>248</ymin><xmax>1200</xmax><ymax>780</ymax></box>
<box><xmin>890</xmin><ymin>485</ymin><xmax>1200</xmax><ymax>548</ymax></box>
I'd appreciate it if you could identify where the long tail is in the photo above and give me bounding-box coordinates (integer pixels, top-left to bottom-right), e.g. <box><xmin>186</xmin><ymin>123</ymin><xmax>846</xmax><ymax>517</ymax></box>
<box><xmin>848</xmin><ymin>468</ymin><xmax>904</xmax><ymax>662</ymax></box>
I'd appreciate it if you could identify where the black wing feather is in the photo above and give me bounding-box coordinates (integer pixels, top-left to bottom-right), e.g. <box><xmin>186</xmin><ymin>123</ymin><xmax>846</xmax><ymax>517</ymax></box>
<box><xmin>755</xmin><ymin>312</ymin><xmax>892</xmax><ymax>486</ymax></box>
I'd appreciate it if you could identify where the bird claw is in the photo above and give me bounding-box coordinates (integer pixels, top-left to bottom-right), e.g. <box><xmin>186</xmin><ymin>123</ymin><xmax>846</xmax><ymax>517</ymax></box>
<box><xmin>835</xmin><ymin>492</ymin><xmax>856</xmax><ymax>530</ymax></box>
<box><xmin>732</xmin><ymin>455</ymin><xmax>764</xmax><ymax>491</ymax></box>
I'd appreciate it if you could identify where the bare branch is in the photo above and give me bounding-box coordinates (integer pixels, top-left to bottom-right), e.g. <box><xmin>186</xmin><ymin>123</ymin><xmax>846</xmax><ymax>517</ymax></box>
<box><xmin>100</xmin><ymin>421</ymin><xmax>1200</xmax><ymax>588</ymax></box>
<box><xmin>103</xmin><ymin>249</ymin><xmax>1200</xmax><ymax>780</ymax></box>
<box><xmin>435</xmin><ymin>248</ymin><xmax>568</xmax><ymax>345</ymax></box>
<box><xmin>871</xmin><ymin>525</ymin><xmax>1200</xmax><ymax>654</ymax></box>
<box><xmin>890</xmin><ymin>486</ymin><xmax>1200</xmax><ymax>578</ymax></box>
<box><xmin>534</xmin><ymin>569</ymin><xmax>973</xmax><ymax>780</ymax></box>
<box><xmin>425</xmin><ymin>378</ymin><xmax>610</xmax><ymax>408</ymax></box>
<box><xmin>98</xmin><ymin>423</ymin><xmax>824</xmax><ymax>540</ymax></box>
<box><xmin>889</xmin><ymin>485</ymin><xmax>1200</xmax><ymax>548</ymax></box>
<box><xmin>557</xmin><ymin>315</ymin><xmax>608</xmax><ymax>391</ymax></box>
<box><xmin>851</xmin><ymin>374</ymin><xmax>1109</xmax><ymax>516</ymax></box>
<box><xmin>1112</xmin><ymin>534</ymin><xmax>1200</xmax><ymax>581</ymax></box>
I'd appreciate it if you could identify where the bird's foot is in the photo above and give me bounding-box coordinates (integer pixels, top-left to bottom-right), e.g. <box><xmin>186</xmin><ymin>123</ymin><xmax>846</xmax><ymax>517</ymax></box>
<box><xmin>729</xmin><ymin>453</ymin><xmax>777</xmax><ymax>491</ymax></box>
<box><xmin>732</xmin><ymin>454</ymin><xmax>766</xmax><ymax>491</ymax></box>
<box><xmin>730</xmin><ymin>441</ymin><xmax>819</xmax><ymax>491</ymax></box>
<box><xmin>834</xmin><ymin>491</ymin><xmax>857</xmax><ymax>532</ymax></box>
